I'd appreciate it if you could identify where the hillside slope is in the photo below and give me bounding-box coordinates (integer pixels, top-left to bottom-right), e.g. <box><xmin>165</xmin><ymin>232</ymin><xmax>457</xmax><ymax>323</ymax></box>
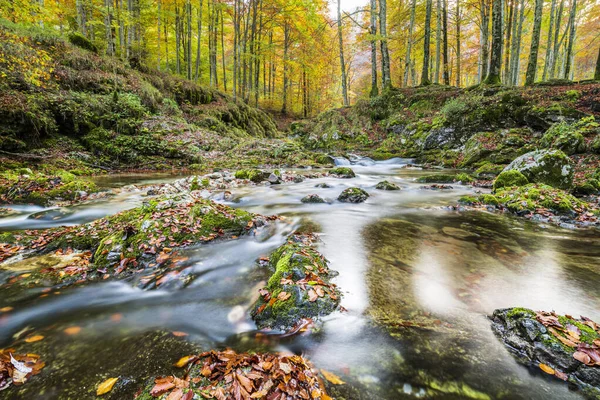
<box><xmin>0</xmin><ymin>21</ymin><xmax>320</xmax><ymax>172</ymax></box>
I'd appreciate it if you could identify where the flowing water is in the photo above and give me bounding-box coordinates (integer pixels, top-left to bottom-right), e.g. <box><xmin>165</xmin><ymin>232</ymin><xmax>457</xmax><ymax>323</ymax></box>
<box><xmin>1</xmin><ymin>159</ymin><xmax>600</xmax><ymax>399</ymax></box>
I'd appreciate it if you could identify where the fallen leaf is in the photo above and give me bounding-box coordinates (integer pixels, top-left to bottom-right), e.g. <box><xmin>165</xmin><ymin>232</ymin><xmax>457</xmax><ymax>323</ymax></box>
<box><xmin>24</xmin><ymin>335</ymin><xmax>44</xmax><ymax>343</ymax></box>
<box><xmin>539</xmin><ymin>363</ymin><xmax>555</xmax><ymax>375</ymax></box>
<box><xmin>0</xmin><ymin>307</ymin><xmax>13</xmax><ymax>312</ymax></box>
<box><xmin>64</xmin><ymin>326</ymin><xmax>81</xmax><ymax>335</ymax></box>
<box><xmin>172</xmin><ymin>331</ymin><xmax>188</xmax><ymax>337</ymax></box>
<box><xmin>277</xmin><ymin>292</ymin><xmax>291</xmax><ymax>301</ymax></box>
<box><xmin>308</xmin><ymin>289</ymin><xmax>318</xmax><ymax>302</ymax></box>
<box><xmin>110</xmin><ymin>313</ymin><xmax>123</xmax><ymax>322</ymax></box>
<box><xmin>174</xmin><ymin>355</ymin><xmax>194</xmax><ymax>368</ymax></box>
<box><xmin>320</xmin><ymin>369</ymin><xmax>345</xmax><ymax>385</ymax></box>
<box><xmin>97</xmin><ymin>377</ymin><xmax>119</xmax><ymax>395</ymax></box>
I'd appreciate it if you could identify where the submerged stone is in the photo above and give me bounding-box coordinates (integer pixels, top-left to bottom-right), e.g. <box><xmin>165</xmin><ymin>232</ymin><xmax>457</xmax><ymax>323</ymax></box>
<box><xmin>338</xmin><ymin>187</ymin><xmax>369</xmax><ymax>203</ymax></box>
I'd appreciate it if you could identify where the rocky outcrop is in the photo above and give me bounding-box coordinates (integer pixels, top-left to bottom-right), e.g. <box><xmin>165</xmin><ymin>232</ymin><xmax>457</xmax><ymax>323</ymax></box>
<box><xmin>491</xmin><ymin>308</ymin><xmax>600</xmax><ymax>399</ymax></box>
<box><xmin>502</xmin><ymin>149</ymin><xmax>574</xmax><ymax>190</ymax></box>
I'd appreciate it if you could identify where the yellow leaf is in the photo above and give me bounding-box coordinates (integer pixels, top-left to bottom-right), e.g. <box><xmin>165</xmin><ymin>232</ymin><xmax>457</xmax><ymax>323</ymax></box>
<box><xmin>320</xmin><ymin>369</ymin><xmax>345</xmax><ymax>385</ymax></box>
<box><xmin>64</xmin><ymin>326</ymin><xmax>81</xmax><ymax>335</ymax></box>
<box><xmin>174</xmin><ymin>355</ymin><xmax>193</xmax><ymax>368</ymax></box>
<box><xmin>539</xmin><ymin>363</ymin><xmax>555</xmax><ymax>375</ymax></box>
<box><xmin>25</xmin><ymin>335</ymin><xmax>44</xmax><ymax>343</ymax></box>
<box><xmin>97</xmin><ymin>377</ymin><xmax>119</xmax><ymax>395</ymax></box>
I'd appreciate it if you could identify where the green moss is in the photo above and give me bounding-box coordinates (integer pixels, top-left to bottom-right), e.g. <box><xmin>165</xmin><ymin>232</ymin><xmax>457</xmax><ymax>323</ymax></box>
<box><xmin>493</xmin><ymin>184</ymin><xmax>586</xmax><ymax>215</ymax></box>
<box><xmin>475</xmin><ymin>163</ymin><xmax>505</xmax><ymax>178</ymax></box>
<box><xmin>416</xmin><ymin>173</ymin><xmax>473</xmax><ymax>184</ymax></box>
<box><xmin>506</xmin><ymin>307</ymin><xmax>535</xmax><ymax>319</ymax></box>
<box><xmin>540</xmin><ymin>121</ymin><xmax>586</xmax><ymax>155</ymax></box>
<box><xmin>375</xmin><ymin>180</ymin><xmax>400</xmax><ymax>190</ymax></box>
<box><xmin>234</xmin><ymin>169</ymin><xmax>270</xmax><ymax>183</ymax></box>
<box><xmin>67</xmin><ymin>32</ymin><xmax>98</xmax><ymax>53</ymax></box>
<box><xmin>492</xmin><ymin>170</ymin><xmax>529</xmax><ymax>191</ymax></box>
<box><xmin>330</xmin><ymin>167</ymin><xmax>356</xmax><ymax>178</ymax></box>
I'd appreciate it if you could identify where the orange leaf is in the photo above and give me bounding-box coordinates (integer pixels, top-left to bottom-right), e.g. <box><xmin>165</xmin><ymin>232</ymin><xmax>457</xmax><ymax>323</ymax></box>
<box><xmin>64</xmin><ymin>326</ymin><xmax>81</xmax><ymax>335</ymax></box>
<box><xmin>174</xmin><ymin>355</ymin><xmax>194</xmax><ymax>368</ymax></box>
<box><xmin>25</xmin><ymin>335</ymin><xmax>44</xmax><ymax>343</ymax></box>
<box><xmin>172</xmin><ymin>331</ymin><xmax>188</xmax><ymax>337</ymax></box>
<box><xmin>539</xmin><ymin>363</ymin><xmax>555</xmax><ymax>375</ymax></box>
<box><xmin>320</xmin><ymin>369</ymin><xmax>345</xmax><ymax>385</ymax></box>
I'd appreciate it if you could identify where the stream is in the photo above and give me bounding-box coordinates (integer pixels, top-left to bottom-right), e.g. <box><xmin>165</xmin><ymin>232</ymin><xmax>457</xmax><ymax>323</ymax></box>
<box><xmin>1</xmin><ymin>159</ymin><xmax>600</xmax><ymax>399</ymax></box>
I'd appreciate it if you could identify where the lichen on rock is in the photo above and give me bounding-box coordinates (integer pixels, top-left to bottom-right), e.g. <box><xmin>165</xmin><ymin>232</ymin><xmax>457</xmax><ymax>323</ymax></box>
<box><xmin>502</xmin><ymin>149</ymin><xmax>574</xmax><ymax>190</ymax></box>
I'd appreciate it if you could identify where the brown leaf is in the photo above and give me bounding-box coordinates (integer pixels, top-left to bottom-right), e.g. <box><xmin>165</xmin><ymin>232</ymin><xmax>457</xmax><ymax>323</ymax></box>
<box><xmin>307</xmin><ymin>289</ymin><xmax>318</xmax><ymax>302</ymax></box>
<box><xmin>166</xmin><ymin>389</ymin><xmax>183</xmax><ymax>400</ymax></box>
<box><xmin>320</xmin><ymin>369</ymin><xmax>345</xmax><ymax>385</ymax></box>
<box><xmin>24</xmin><ymin>335</ymin><xmax>44</xmax><ymax>343</ymax></box>
<box><xmin>150</xmin><ymin>379</ymin><xmax>175</xmax><ymax>396</ymax></box>
<box><xmin>63</xmin><ymin>326</ymin><xmax>81</xmax><ymax>335</ymax></box>
<box><xmin>277</xmin><ymin>292</ymin><xmax>291</xmax><ymax>301</ymax></box>
<box><xmin>573</xmin><ymin>351</ymin><xmax>592</xmax><ymax>365</ymax></box>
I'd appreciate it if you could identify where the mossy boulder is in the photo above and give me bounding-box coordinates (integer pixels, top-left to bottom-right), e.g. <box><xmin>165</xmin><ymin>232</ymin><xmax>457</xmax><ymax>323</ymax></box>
<box><xmin>502</xmin><ymin>150</ymin><xmax>574</xmax><ymax>190</ymax></box>
<box><xmin>375</xmin><ymin>180</ymin><xmax>400</xmax><ymax>190</ymax></box>
<box><xmin>492</xmin><ymin>170</ymin><xmax>529</xmax><ymax>191</ymax></box>
<box><xmin>301</xmin><ymin>194</ymin><xmax>327</xmax><ymax>204</ymax></box>
<box><xmin>234</xmin><ymin>169</ymin><xmax>271</xmax><ymax>183</ymax></box>
<box><xmin>491</xmin><ymin>308</ymin><xmax>600</xmax><ymax>398</ymax></box>
<box><xmin>329</xmin><ymin>167</ymin><xmax>356</xmax><ymax>178</ymax></box>
<box><xmin>460</xmin><ymin>129</ymin><xmax>533</xmax><ymax>167</ymax></box>
<box><xmin>67</xmin><ymin>32</ymin><xmax>98</xmax><ymax>53</ymax></box>
<box><xmin>481</xmin><ymin>184</ymin><xmax>586</xmax><ymax>215</ymax></box>
<box><xmin>251</xmin><ymin>234</ymin><xmax>341</xmax><ymax>330</ymax></box>
<box><xmin>416</xmin><ymin>173</ymin><xmax>474</xmax><ymax>184</ymax></box>
<box><xmin>475</xmin><ymin>162</ymin><xmax>505</xmax><ymax>178</ymax></box>
<box><xmin>338</xmin><ymin>187</ymin><xmax>369</xmax><ymax>203</ymax></box>
<box><xmin>540</xmin><ymin>121</ymin><xmax>586</xmax><ymax>155</ymax></box>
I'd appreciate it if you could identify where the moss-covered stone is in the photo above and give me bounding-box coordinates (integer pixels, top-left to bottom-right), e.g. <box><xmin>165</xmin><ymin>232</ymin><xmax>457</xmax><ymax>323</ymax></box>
<box><xmin>475</xmin><ymin>162</ymin><xmax>505</xmax><ymax>178</ymax></box>
<box><xmin>251</xmin><ymin>234</ymin><xmax>341</xmax><ymax>330</ymax></box>
<box><xmin>492</xmin><ymin>170</ymin><xmax>529</xmax><ymax>191</ymax></box>
<box><xmin>486</xmin><ymin>184</ymin><xmax>586</xmax><ymax>215</ymax></box>
<box><xmin>338</xmin><ymin>187</ymin><xmax>369</xmax><ymax>203</ymax></box>
<box><xmin>540</xmin><ymin>121</ymin><xmax>586</xmax><ymax>155</ymax></box>
<box><xmin>301</xmin><ymin>194</ymin><xmax>327</xmax><ymax>204</ymax></box>
<box><xmin>234</xmin><ymin>169</ymin><xmax>271</xmax><ymax>183</ymax></box>
<box><xmin>416</xmin><ymin>173</ymin><xmax>474</xmax><ymax>184</ymax></box>
<box><xmin>502</xmin><ymin>149</ymin><xmax>574</xmax><ymax>190</ymax></box>
<box><xmin>375</xmin><ymin>180</ymin><xmax>400</xmax><ymax>190</ymax></box>
<box><xmin>491</xmin><ymin>308</ymin><xmax>600</xmax><ymax>398</ymax></box>
<box><xmin>329</xmin><ymin>167</ymin><xmax>356</xmax><ymax>178</ymax></box>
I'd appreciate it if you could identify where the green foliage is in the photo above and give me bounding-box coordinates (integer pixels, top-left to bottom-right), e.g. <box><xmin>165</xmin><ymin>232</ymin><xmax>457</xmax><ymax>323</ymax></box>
<box><xmin>540</xmin><ymin>121</ymin><xmax>586</xmax><ymax>155</ymax></box>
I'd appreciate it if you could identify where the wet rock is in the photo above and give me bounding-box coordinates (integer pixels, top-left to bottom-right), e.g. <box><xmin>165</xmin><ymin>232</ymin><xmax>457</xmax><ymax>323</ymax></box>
<box><xmin>502</xmin><ymin>149</ymin><xmax>574</xmax><ymax>190</ymax></box>
<box><xmin>423</xmin><ymin>127</ymin><xmax>465</xmax><ymax>150</ymax></box>
<box><xmin>267</xmin><ymin>173</ymin><xmax>281</xmax><ymax>184</ymax></box>
<box><xmin>490</xmin><ymin>308</ymin><xmax>600</xmax><ymax>398</ymax></box>
<box><xmin>338</xmin><ymin>187</ymin><xmax>369</xmax><ymax>203</ymax></box>
<box><xmin>541</xmin><ymin>121</ymin><xmax>586</xmax><ymax>155</ymax></box>
<box><xmin>26</xmin><ymin>208</ymin><xmax>74</xmax><ymax>221</ymax></box>
<box><xmin>301</xmin><ymin>194</ymin><xmax>327</xmax><ymax>204</ymax></box>
<box><xmin>416</xmin><ymin>173</ymin><xmax>473</xmax><ymax>184</ymax></box>
<box><xmin>234</xmin><ymin>169</ymin><xmax>271</xmax><ymax>183</ymax></box>
<box><xmin>375</xmin><ymin>181</ymin><xmax>400</xmax><ymax>191</ymax></box>
<box><xmin>251</xmin><ymin>234</ymin><xmax>341</xmax><ymax>330</ymax></box>
<box><xmin>315</xmin><ymin>183</ymin><xmax>332</xmax><ymax>188</ymax></box>
<box><xmin>329</xmin><ymin>167</ymin><xmax>356</xmax><ymax>178</ymax></box>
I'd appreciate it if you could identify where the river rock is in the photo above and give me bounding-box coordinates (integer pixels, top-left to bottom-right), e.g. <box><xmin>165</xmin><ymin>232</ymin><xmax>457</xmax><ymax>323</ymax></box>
<box><xmin>301</xmin><ymin>194</ymin><xmax>327</xmax><ymax>204</ymax></box>
<box><xmin>330</xmin><ymin>167</ymin><xmax>356</xmax><ymax>178</ymax></box>
<box><xmin>502</xmin><ymin>149</ymin><xmax>574</xmax><ymax>190</ymax></box>
<box><xmin>375</xmin><ymin>181</ymin><xmax>400</xmax><ymax>191</ymax></box>
<box><xmin>491</xmin><ymin>308</ymin><xmax>600</xmax><ymax>398</ymax></box>
<box><xmin>338</xmin><ymin>187</ymin><xmax>369</xmax><ymax>203</ymax></box>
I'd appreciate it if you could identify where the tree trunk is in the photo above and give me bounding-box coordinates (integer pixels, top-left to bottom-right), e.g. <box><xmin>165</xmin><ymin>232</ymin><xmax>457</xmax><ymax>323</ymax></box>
<box><xmin>550</xmin><ymin>0</ymin><xmax>565</xmax><ymax>79</ymax></box>
<box><xmin>542</xmin><ymin>0</ymin><xmax>557</xmax><ymax>80</ymax></box>
<box><xmin>509</xmin><ymin>0</ymin><xmax>525</xmax><ymax>85</ymax></box>
<box><xmin>563</xmin><ymin>0</ymin><xmax>577</xmax><ymax>79</ymax></box>
<box><xmin>525</xmin><ymin>0</ymin><xmax>543</xmax><ymax>85</ymax></box>
<box><xmin>186</xmin><ymin>0</ymin><xmax>192</xmax><ymax>80</ymax></box>
<box><xmin>379</xmin><ymin>0</ymin><xmax>391</xmax><ymax>87</ymax></box>
<box><xmin>370</xmin><ymin>0</ymin><xmax>378</xmax><ymax>96</ymax></box>
<box><xmin>195</xmin><ymin>0</ymin><xmax>203</xmax><ymax>81</ymax></box>
<box><xmin>281</xmin><ymin>21</ymin><xmax>290</xmax><ymax>114</ymax></box>
<box><xmin>337</xmin><ymin>0</ymin><xmax>349</xmax><ymax>106</ymax></box>
<box><xmin>502</xmin><ymin>0</ymin><xmax>513</xmax><ymax>83</ymax></box>
<box><xmin>483</xmin><ymin>0</ymin><xmax>502</xmax><ymax>84</ymax></box>
<box><xmin>595</xmin><ymin>47</ymin><xmax>600</xmax><ymax>80</ymax></box>
<box><xmin>442</xmin><ymin>0</ymin><xmax>450</xmax><ymax>85</ymax></box>
<box><xmin>221</xmin><ymin>7</ymin><xmax>227</xmax><ymax>92</ymax></box>
<box><xmin>478</xmin><ymin>0</ymin><xmax>490</xmax><ymax>82</ymax></box>
<box><xmin>435</xmin><ymin>0</ymin><xmax>442</xmax><ymax>83</ymax></box>
<box><xmin>403</xmin><ymin>0</ymin><xmax>417</xmax><ymax>86</ymax></box>
<box><xmin>455</xmin><ymin>0</ymin><xmax>461</xmax><ymax>87</ymax></box>
<box><xmin>175</xmin><ymin>6</ymin><xmax>181</xmax><ymax>75</ymax></box>
<box><xmin>421</xmin><ymin>0</ymin><xmax>433</xmax><ymax>85</ymax></box>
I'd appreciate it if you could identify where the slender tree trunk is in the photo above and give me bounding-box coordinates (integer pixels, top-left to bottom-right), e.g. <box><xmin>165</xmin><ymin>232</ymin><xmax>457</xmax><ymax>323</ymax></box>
<box><xmin>563</xmin><ymin>0</ymin><xmax>577</xmax><ymax>79</ymax></box>
<box><xmin>104</xmin><ymin>0</ymin><xmax>114</xmax><ymax>56</ymax></box>
<box><xmin>456</xmin><ymin>0</ymin><xmax>461</xmax><ymax>86</ymax></box>
<box><xmin>509</xmin><ymin>0</ymin><xmax>525</xmax><ymax>85</ymax></box>
<box><xmin>186</xmin><ymin>0</ymin><xmax>192</xmax><ymax>79</ymax></box>
<box><xmin>503</xmin><ymin>0</ymin><xmax>513</xmax><ymax>83</ymax></box>
<box><xmin>175</xmin><ymin>6</ymin><xmax>181</xmax><ymax>74</ymax></box>
<box><xmin>442</xmin><ymin>0</ymin><xmax>450</xmax><ymax>85</ymax></box>
<box><xmin>478</xmin><ymin>0</ymin><xmax>490</xmax><ymax>82</ymax></box>
<box><xmin>195</xmin><ymin>0</ymin><xmax>203</xmax><ymax>81</ymax></box>
<box><xmin>370</xmin><ymin>0</ymin><xmax>379</xmax><ymax>96</ymax></box>
<box><xmin>435</xmin><ymin>0</ymin><xmax>442</xmax><ymax>83</ymax></box>
<box><xmin>281</xmin><ymin>21</ymin><xmax>289</xmax><ymax>114</ymax></box>
<box><xmin>550</xmin><ymin>0</ymin><xmax>565</xmax><ymax>79</ymax></box>
<box><xmin>337</xmin><ymin>0</ymin><xmax>349</xmax><ymax>106</ymax></box>
<box><xmin>379</xmin><ymin>0</ymin><xmax>391</xmax><ymax>87</ymax></box>
<box><xmin>525</xmin><ymin>0</ymin><xmax>543</xmax><ymax>85</ymax></box>
<box><xmin>221</xmin><ymin>8</ymin><xmax>227</xmax><ymax>92</ymax></box>
<box><xmin>595</xmin><ymin>47</ymin><xmax>600</xmax><ymax>80</ymax></box>
<box><xmin>483</xmin><ymin>0</ymin><xmax>502</xmax><ymax>84</ymax></box>
<box><xmin>421</xmin><ymin>0</ymin><xmax>433</xmax><ymax>85</ymax></box>
<box><xmin>403</xmin><ymin>0</ymin><xmax>417</xmax><ymax>86</ymax></box>
<box><xmin>542</xmin><ymin>0</ymin><xmax>557</xmax><ymax>80</ymax></box>
<box><xmin>157</xmin><ymin>0</ymin><xmax>161</xmax><ymax>70</ymax></box>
